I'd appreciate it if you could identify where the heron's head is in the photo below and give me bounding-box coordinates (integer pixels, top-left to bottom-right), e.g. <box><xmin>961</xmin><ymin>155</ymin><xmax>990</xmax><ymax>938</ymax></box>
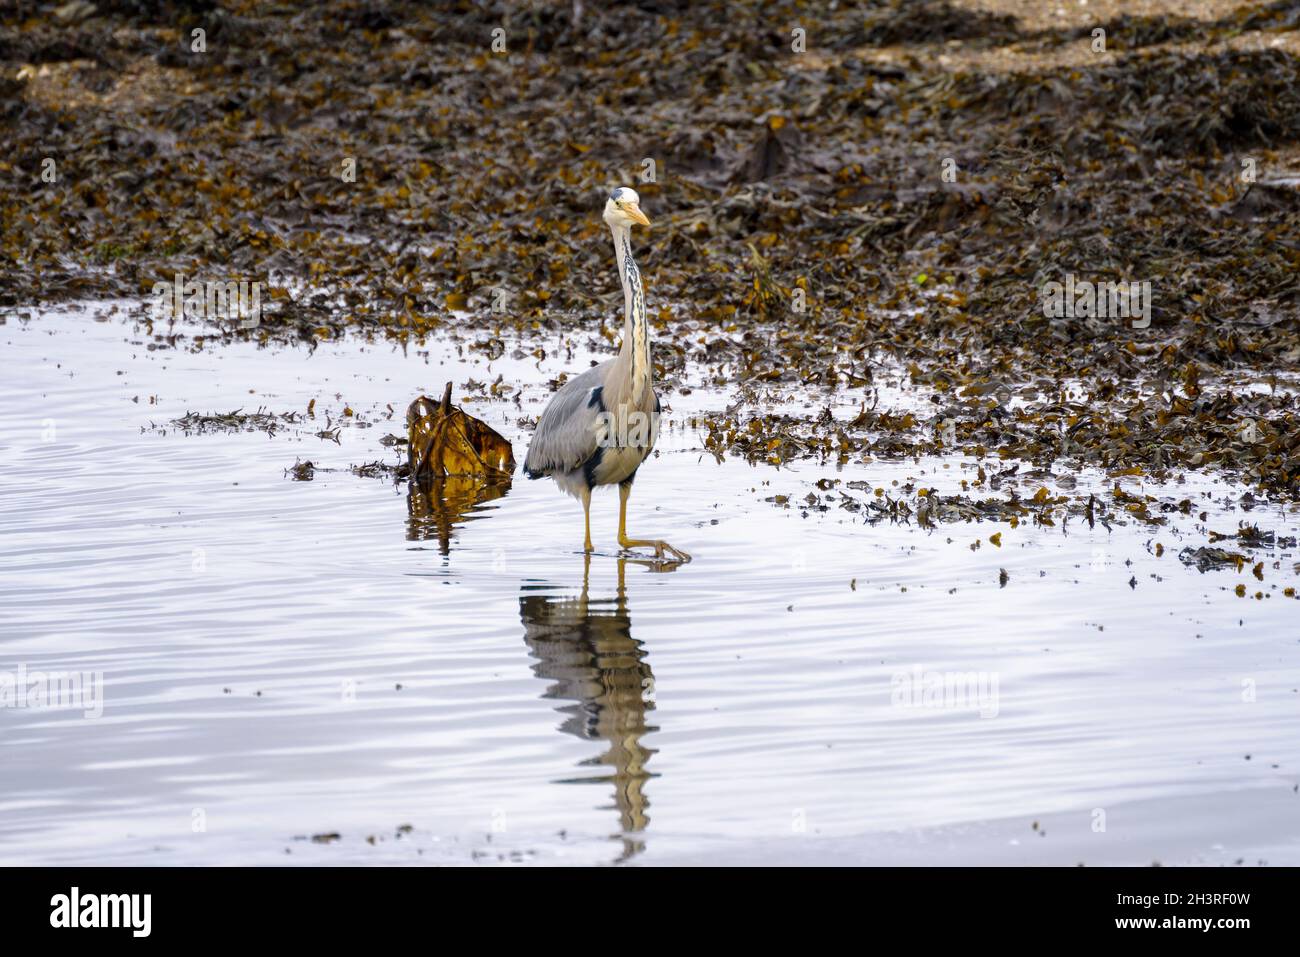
<box><xmin>603</xmin><ymin>187</ymin><xmax>650</xmax><ymax>228</ymax></box>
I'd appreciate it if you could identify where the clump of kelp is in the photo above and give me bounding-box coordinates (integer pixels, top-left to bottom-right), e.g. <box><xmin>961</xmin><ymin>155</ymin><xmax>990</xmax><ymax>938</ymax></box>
<box><xmin>403</xmin><ymin>383</ymin><xmax>514</xmax><ymax>552</ymax></box>
<box><xmin>163</xmin><ymin>407</ymin><xmax>304</xmax><ymax>436</ymax></box>
<box><xmin>2</xmin><ymin>1</ymin><xmax>1298</xmax><ymax>499</ymax></box>
<box><xmin>694</xmin><ymin>370</ymin><xmax>1300</xmax><ymax>498</ymax></box>
<box><xmin>771</xmin><ymin>478</ymin><xmax>1298</xmax><ymax>597</ymax></box>
<box><xmin>769</xmin><ymin>471</ymin><xmax>1182</xmax><ymax>530</ymax></box>
<box><xmin>406</xmin><ymin>383</ymin><xmax>515</xmax><ymax>480</ymax></box>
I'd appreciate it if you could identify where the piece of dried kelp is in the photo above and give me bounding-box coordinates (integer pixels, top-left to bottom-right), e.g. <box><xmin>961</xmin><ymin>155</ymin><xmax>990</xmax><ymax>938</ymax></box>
<box><xmin>407</xmin><ymin>383</ymin><xmax>515</xmax><ymax>481</ymax></box>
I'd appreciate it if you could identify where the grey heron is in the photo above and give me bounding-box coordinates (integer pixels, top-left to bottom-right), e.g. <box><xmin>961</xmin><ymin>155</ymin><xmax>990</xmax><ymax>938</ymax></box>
<box><xmin>523</xmin><ymin>187</ymin><xmax>690</xmax><ymax>563</ymax></box>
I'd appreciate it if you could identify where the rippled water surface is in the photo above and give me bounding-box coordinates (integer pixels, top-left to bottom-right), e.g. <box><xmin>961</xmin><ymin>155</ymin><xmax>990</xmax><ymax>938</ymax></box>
<box><xmin>2</xmin><ymin>306</ymin><xmax>1299</xmax><ymax>866</ymax></box>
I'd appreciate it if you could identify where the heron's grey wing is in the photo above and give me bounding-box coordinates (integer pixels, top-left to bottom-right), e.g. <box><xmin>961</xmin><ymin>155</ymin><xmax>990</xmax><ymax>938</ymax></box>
<box><xmin>524</xmin><ymin>362</ymin><xmax>612</xmax><ymax>477</ymax></box>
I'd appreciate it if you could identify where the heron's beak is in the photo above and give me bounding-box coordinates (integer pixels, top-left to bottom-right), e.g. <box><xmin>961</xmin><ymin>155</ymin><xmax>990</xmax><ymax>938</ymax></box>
<box><xmin>623</xmin><ymin>203</ymin><xmax>651</xmax><ymax>227</ymax></box>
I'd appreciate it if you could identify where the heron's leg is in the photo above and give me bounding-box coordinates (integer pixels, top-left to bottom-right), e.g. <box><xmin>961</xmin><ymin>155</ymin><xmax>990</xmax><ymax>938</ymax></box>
<box><xmin>617</xmin><ymin>480</ymin><xmax>691</xmax><ymax>562</ymax></box>
<box><xmin>581</xmin><ymin>486</ymin><xmax>593</xmax><ymax>553</ymax></box>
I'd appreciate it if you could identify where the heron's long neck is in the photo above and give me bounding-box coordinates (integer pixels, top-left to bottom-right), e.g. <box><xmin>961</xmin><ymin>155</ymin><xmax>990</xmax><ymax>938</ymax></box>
<box><xmin>611</xmin><ymin>223</ymin><xmax>650</xmax><ymax>402</ymax></box>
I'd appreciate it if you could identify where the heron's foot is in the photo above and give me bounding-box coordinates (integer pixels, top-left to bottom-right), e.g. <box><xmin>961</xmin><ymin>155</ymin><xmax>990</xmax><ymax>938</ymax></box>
<box><xmin>618</xmin><ymin>535</ymin><xmax>691</xmax><ymax>564</ymax></box>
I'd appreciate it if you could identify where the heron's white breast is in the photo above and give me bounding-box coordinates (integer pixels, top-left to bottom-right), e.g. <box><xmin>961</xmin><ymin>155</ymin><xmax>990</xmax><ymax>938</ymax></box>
<box><xmin>593</xmin><ymin>444</ymin><xmax>649</xmax><ymax>486</ymax></box>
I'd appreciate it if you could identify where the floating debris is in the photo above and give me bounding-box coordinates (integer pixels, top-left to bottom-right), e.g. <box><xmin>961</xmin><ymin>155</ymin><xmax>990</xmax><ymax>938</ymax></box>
<box><xmin>1178</xmin><ymin>546</ymin><xmax>1248</xmax><ymax>572</ymax></box>
<box><xmin>1210</xmin><ymin>524</ymin><xmax>1299</xmax><ymax>549</ymax></box>
<box><xmin>165</xmin><ymin>408</ymin><xmax>302</xmax><ymax>436</ymax></box>
<box><xmin>407</xmin><ymin>383</ymin><xmax>515</xmax><ymax>481</ymax></box>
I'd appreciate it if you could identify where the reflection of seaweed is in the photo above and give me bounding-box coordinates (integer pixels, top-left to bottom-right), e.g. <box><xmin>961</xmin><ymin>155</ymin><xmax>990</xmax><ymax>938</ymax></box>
<box><xmin>520</xmin><ymin>556</ymin><xmax>657</xmax><ymax>862</ymax></box>
<box><xmin>406</xmin><ymin>474</ymin><xmax>510</xmax><ymax>553</ymax></box>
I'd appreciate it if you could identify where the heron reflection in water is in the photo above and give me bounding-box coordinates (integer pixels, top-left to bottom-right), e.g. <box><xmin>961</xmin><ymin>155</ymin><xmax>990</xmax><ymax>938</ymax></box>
<box><xmin>520</xmin><ymin>554</ymin><xmax>676</xmax><ymax>861</ymax></box>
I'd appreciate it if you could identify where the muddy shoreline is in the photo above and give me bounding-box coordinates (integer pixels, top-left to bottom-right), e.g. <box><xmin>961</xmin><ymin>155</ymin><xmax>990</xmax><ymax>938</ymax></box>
<box><xmin>4</xmin><ymin>1</ymin><xmax>1298</xmax><ymax>509</ymax></box>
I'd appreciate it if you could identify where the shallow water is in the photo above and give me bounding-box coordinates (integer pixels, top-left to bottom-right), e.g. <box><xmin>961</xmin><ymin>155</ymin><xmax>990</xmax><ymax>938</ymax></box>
<box><xmin>2</xmin><ymin>305</ymin><xmax>1299</xmax><ymax>866</ymax></box>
